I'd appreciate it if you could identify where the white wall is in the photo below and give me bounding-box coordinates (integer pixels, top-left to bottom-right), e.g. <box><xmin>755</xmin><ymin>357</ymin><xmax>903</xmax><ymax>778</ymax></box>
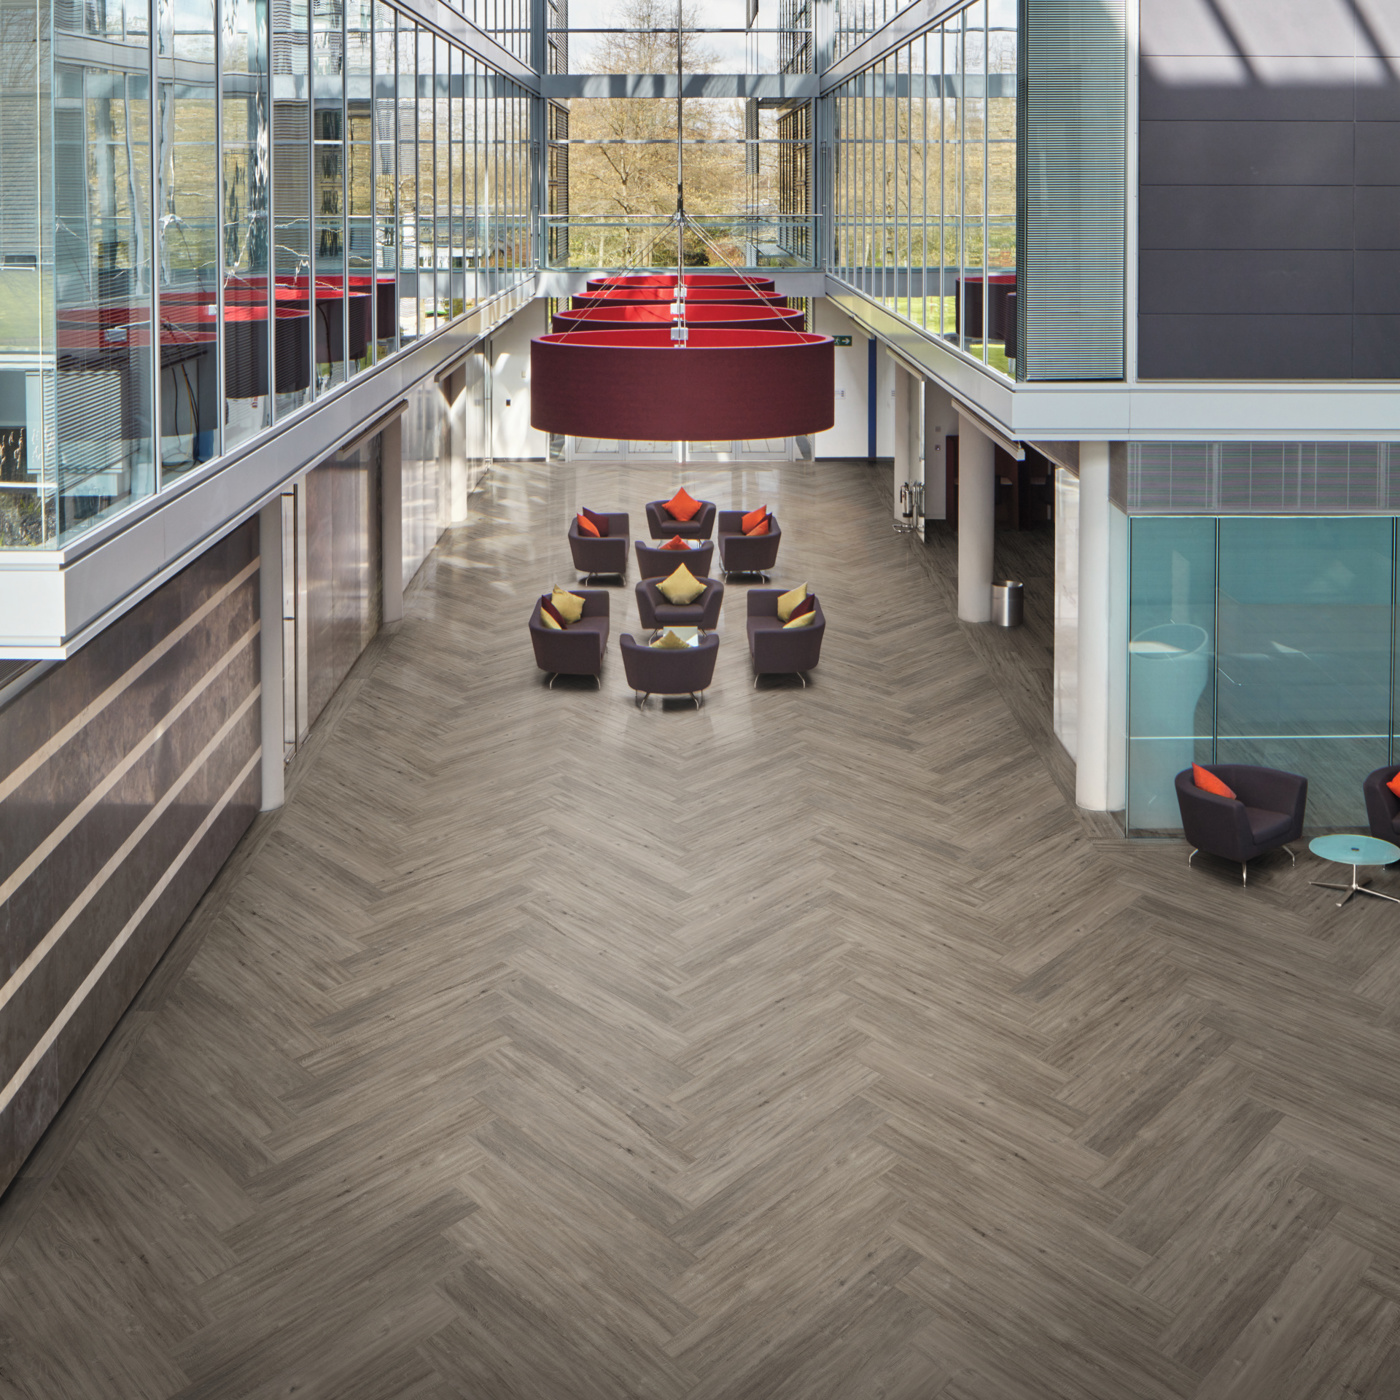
<box><xmin>813</xmin><ymin>300</ymin><xmax>896</xmax><ymax>460</ymax></box>
<box><xmin>490</xmin><ymin>299</ymin><xmax>549</xmax><ymax>461</ymax></box>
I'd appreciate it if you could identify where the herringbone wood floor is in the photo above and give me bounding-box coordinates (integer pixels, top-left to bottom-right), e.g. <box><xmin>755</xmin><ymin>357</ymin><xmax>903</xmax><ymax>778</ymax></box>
<box><xmin>5</xmin><ymin>458</ymin><xmax>1400</xmax><ymax>1399</ymax></box>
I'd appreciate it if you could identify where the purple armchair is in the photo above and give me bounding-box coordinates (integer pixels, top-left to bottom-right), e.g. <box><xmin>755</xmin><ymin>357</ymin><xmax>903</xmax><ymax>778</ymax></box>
<box><xmin>747</xmin><ymin>589</ymin><xmax>825</xmax><ymax>686</ymax></box>
<box><xmin>619</xmin><ymin>633</ymin><xmax>719</xmax><ymax>708</ymax></box>
<box><xmin>1175</xmin><ymin>763</ymin><xmax>1307</xmax><ymax>884</ymax></box>
<box><xmin>529</xmin><ymin>590</ymin><xmax>611</xmax><ymax>687</ymax></box>
<box><xmin>645</xmin><ymin>498</ymin><xmax>717</xmax><ymax>540</ymax></box>
<box><xmin>635</xmin><ymin>539</ymin><xmax>715</xmax><ymax>580</ymax></box>
<box><xmin>717</xmin><ymin>511</ymin><xmax>782</xmax><ymax>580</ymax></box>
<box><xmin>568</xmin><ymin>512</ymin><xmax>629</xmax><ymax>582</ymax></box>
<box><xmin>1363</xmin><ymin>766</ymin><xmax>1400</xmax><ymax>848</ymax></box>
<box><xmin>635</xmin><ymin>576</ymin><xmax>725</xmax><ymax>631</ymax></box>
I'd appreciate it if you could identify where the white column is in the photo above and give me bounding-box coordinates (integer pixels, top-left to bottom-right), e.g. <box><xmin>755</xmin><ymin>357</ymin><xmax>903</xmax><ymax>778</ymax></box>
<box><xmin>445</xmin><ymin>369</ymin><xmax>469</xmax><ymax>523</ymax></box>
<box><xmin>257</xmin><ymin>499</ymin><xmax>285</xmax><ymax>811</ymax></box>
<box><xmin>381</xmin><ymin>414</ymin><xmax>404</xmax><ymax>624</ymax></box>
<box><xmin>1076</xmin><ymin>441</ymin><xmax>1126</xmax><ymax>811</ymax></box>
<box><xmin>892</xmin><ymin>365</ymin><xmax>910</xmax><ymax>523</ymax></box>
<box><xmin>957</xmin><ymin>410</ymin><xmax>996</xmax><ymax>622</ymax></box>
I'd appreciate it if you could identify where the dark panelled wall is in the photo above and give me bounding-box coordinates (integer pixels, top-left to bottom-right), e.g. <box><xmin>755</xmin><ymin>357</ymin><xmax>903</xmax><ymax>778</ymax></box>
<box><xmin>1139</xmin><ymin>0</ymin><xmax>1400</xmax><ymax>379</ymax></box>
<box><xmin>0</xmin><ymin>523</ymin><xmax>261</xmax><ymax>1193</ymax></box>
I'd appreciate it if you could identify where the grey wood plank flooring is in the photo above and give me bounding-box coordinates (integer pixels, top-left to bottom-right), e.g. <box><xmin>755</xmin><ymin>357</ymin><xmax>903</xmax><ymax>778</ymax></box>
<box><xmin>5</xmin><ymin>458</ymin><xmax>1400</xmax><ymax>1398</ymax></box>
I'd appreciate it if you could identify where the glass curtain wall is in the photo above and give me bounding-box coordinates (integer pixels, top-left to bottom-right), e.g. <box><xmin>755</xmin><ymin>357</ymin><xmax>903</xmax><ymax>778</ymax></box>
<box><xmin>1128</xmin><ymin>516</ymin><xmax>1400</xmax><ymax>833</ymax></box>
<box><xmin>3</xmin><ymin>0</ymin><xmax>531</xmax><ymax>548</ymax></box>
<box><xmin>831</xmin><ymin>0</ymin><xmax>1016</xmax><ymax>378</ymax></box>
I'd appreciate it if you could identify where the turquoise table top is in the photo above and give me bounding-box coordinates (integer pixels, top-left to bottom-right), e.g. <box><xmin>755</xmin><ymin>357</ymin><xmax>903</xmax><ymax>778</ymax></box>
<box><xmin>1310</xmin><ymin>834</ymin><xmax>1400</xmax><ymax>866</ymax></box>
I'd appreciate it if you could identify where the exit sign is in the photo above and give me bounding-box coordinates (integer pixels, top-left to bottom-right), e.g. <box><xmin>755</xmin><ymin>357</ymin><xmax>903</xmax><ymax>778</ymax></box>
<box><xmin>834</xmin><ymin>335</ymin><xmax>852</xmax><ymax>347</ymax></box>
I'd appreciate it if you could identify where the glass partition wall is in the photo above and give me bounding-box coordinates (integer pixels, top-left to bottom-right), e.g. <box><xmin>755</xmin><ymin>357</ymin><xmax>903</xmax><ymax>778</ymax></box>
<box><xmin>0</xmin><ymin>0</ymin><xmax>532</xmax><ymax>549</ymax></box>
<box><xmin>830</xmin><ymin>0</ymin><xmax>1016</xmax><ymax>378</ymax></box>
<box><xmin>1127</xmin><ymin>515</ymin><xmax>1400</xmax><ymax>833</ymax></box>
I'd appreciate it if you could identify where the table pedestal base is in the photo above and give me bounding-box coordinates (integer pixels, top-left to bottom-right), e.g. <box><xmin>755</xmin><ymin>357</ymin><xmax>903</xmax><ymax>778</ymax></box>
<box><xmin>1311</xmin><ymin>864</ymin><xmax>1400</xmax><ymax>907</ymax></box>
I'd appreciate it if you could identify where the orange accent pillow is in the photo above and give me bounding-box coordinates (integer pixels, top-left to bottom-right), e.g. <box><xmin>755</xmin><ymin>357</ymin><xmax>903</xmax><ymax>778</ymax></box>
<box><xmin>1193</xmin><ymin>764</ymin><xmax>1236</xmax><ymax>800</ymax></box>
<box><xmin>661</xmin><ymin>535</ymin><xmax>691</xmax><ymax>551</ymax></box>
<box><xmin>576</xmin><ymin>512</ymin><xmax>600</xmax><ymax>537</ymax></box>
<box><xmin>663</xmin><ymin>488</ymin><xmax>702</xmax><ymax>522</ymax></box>
<box><xmin>1387</xmin><ymin>772</ymin><xmax>1400</xmax><ymax>800</ymax></box>
<box><xmin>742</xmin><ymin>505</ymin><xmax>768</xmax><ymax>532</ymax></box>
<box><xmin>744</xmin><ymin>516</ymin><xmax>771</xmax><ymax>537</ymax></box>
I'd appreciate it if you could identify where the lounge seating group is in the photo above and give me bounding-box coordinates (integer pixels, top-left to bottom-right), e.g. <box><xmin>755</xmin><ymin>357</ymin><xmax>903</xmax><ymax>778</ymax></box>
<box><xmin>532</xmin><ymin>487</ymin><xmax>825</xmax><ymax>702</ymax></box>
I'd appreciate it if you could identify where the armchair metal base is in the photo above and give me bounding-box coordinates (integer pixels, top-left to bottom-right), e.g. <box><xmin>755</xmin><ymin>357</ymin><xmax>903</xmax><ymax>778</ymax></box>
<box><xmin>753</xmin><ymin>672</ymin><xmax>807</xmax><ymax>688</ymax></box>
<box><xmin>548</xmin><ymin>673</ymin><xmax>602</xmax><ymax>689</ymax></box>
<box><xmin>579</xmin><ymin>571</ymin><xmax>625</xmax><ymax>585</ymax></box>
<box><xmin>1189</xmin><ymin>844</ymin><xmax>1296</xmax><ymax>886</ymax></box>
<box><xmin>633</xmin><ymin>690</ymin><xmax>704</xmax><ymax>709</ymax></box>
<box><xmin>723</xmin><ymin>569</ymin><xmax>771</xmax><ymax>583</ymax></box>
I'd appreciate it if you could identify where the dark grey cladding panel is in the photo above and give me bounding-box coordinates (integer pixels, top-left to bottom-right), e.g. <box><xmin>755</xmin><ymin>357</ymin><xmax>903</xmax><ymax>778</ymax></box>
<box><xmin>1142</xmin><ymin>0</ymin><xmax>1378</xmax><ymax>58</ymax></box>
<box><xmin>1357</xmin><ymin>122</ymin><xmax>1400</xmax><ymax>182</ymax></box>
<box><xmin>1358</xmin><ymin>187</ymin><xmax>1400</xmax><ymax>247</ymax></box>
<box><xmin>1141</xmin><ymin>57</ymin><xmax>1359</xmax><ymax>121</ymax></box>
<box><xmin>1355</xmin><ymin>315</ymin><xmax>1400</xmax><ymax>375</ymax></box>
<box><xmin>1357</xmin><ymin>69</ymin><xmax>1400</xmax><ymax>120</ymax></box>
<box><xmin>1139</xmin><ymin>186</ymin><xmax>1354</xmax><ymax>249</ymax></box>
<box><xmin>1137</xmin><ymin>315</ymin><xmax>1353</xmax><ymax>379</ymax></box>
<box><xmin>1139</xmin><ymin>250</ymin><xmax>1354</xmax><ymax>314</ymax></box>
<box><xmin>0</xmin><ymin>520</ymin><xmax>262</xmax><ymax>1195</ymax></box>
<box><xmin>1139</xmin><ymin>120</ymin><xmax>1354</xmax><ymax>185</ymax></box>
<box><xmin>1355</xmin><ymin>251</ymin><xmax>1400</xmax><ymax>310</ymax></box>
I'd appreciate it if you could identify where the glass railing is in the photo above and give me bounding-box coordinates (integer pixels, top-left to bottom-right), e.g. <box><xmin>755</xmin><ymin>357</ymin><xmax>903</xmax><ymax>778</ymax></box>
<box><xmin>539</xmin><ymin>215</ymin><xmax>817</xmax><ymax>270</ymax></box>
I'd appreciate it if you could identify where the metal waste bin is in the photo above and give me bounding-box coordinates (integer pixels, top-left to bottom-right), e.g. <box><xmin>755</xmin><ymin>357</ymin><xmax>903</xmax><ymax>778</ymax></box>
<box><xmin>992</xmin><ymin>579</ymin><xmax>1023</xmax><ymax>627</ymax></box>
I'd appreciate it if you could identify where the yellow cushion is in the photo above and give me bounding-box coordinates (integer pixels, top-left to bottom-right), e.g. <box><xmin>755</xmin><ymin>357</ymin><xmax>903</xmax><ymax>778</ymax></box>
<box><xmin>650</xmin><ymin>629</ymin><xmax>690</xmax><ymax>649</ymax></box>
<box><xmin>776</xmin><ymin>582</ymin><xmax>808</xmax><ymax>622</ymax></box>
<box><xmin>540</xmin><ymin>608</ymin><xmax>562</xmax><ymax>630</ymax></box>
<box><xmin>656</xmin><ymin>563</ymin><xmax>705</xmax><ymax>606</ymax></box>
<box><xmin>551</xmin><ymin>585</ymin><xmax>586</xmax><ymax>623</ymax></box>
<box><xmin>783</xmin><ymin>610</ymin><xmax>816</xmax><ymax>630</ymax></box>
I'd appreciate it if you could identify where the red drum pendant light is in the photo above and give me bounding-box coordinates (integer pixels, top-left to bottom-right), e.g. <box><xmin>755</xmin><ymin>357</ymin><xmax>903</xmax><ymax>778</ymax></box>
<box><xmin>531</xmin><ymin>327</ymin><xmax>835</xmax><ymax>441</ymax></box>
<box><xmin>550</xmin><ymin>303</ymin><xmax>806</xmax><ymax>335</ymax></box>
<box><xmin>529</xmin><ymin>0</ymin><xmax>834</xmax><ymax>443</ymax></box>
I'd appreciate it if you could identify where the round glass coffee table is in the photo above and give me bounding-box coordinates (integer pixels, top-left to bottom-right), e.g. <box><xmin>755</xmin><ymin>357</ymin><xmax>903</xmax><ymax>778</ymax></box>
<box><xmin>1309</xmin><ymin>834</ymin><xmax>1400</xmax><ymax>907</ymax></box>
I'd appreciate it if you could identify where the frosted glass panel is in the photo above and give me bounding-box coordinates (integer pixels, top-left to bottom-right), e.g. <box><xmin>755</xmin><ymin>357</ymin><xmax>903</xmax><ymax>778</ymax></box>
<box><xmin>1127</xmin><ymin>516</ymin><xmax>1216</xmax><ymax>831</ymax></box>
<box><xmin>1216</xmin><ymin>517</ymin><xmax>1392</xmax><ymax>828</ymax></box>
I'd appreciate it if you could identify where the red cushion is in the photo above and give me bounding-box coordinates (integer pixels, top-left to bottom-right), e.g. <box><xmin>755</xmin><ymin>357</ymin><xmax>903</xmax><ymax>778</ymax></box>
<box><xmin>744</xmin><ymin>515</ymin><xmax>771</xmax><ymax>537</ymax></box>
<box><xmin>576</xmin><ymin>512</ymin><xmax>600</xmax><ymax>538</ymax></box>
<box><xmin>787</xmin><ymin>593</ymin><xmax>816</xmax><ymax>622</ymax></box>
<box><xmin>540</xmin><ymin>596</ymin><xmax>568</xmax><ymax>628</ymax></box>
<box><xmin>1193</xmin><ymin>763</ymin><xmax>1236</xmax><ymax>800</ymax></box>
<box><xmin>581</xmin><ymin>506</ymin><xmax>610</xmax><ymax>537</ymax></box>
<box><xmin>663</xmin><ymin>488</ymin><xmax>702</xmax><ymax>522</ymax></box>
<box><xmin>742</xmin><ymin>505</ymin><xmax>768</xmax><ymax>532</ymax></box>
<box><xmin>1386</xmin><ymin>772</ymin><xmax>1400</xmax><ymax>800</ymax></box>
<box><xmin>661</xmin><ymin>535</ymin><xmax>691</xmax><ymax>551</ymax></box>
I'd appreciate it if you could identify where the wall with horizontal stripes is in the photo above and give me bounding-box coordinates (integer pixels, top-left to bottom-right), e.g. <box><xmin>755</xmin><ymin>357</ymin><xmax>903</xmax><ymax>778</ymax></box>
<box><xmin>0</xmin><ymin>522</ymin><xmax>261</xmax><ymax>1193</ymax></box>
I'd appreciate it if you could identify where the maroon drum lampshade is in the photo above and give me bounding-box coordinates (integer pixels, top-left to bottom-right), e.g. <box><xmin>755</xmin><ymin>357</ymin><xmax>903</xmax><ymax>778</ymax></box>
<box><xmin>552</xmin><ymin>303</ymin><xmax>805</xmax><ymax>335</ymax></box>
<box><xmin>531</xmin><ymin>327</ymin><xmax>835</xmax><ymax>440</ymax></box>
<box><xmin>586</xmin><ymin>274</ymin><xmax>776</xmax><ymax>294</ymax></box>
<box><xmin>572</xmin><ymin>287</ymin><xmax>786</xmax><ymax>309</ymax></box>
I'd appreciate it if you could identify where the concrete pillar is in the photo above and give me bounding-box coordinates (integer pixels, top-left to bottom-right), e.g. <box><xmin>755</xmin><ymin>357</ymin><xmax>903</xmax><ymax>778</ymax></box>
<box><xmin>257</xmin><ymin>499</ymin><xmax>285</xmax><ymax>811</ymax></box>
<box><xmin>381</xmin><ymin>413</ymin><xmax>404</xmax><ymax>624</ymax></box>
<box><xmin>444</xmin><ymin>366</ymin><xmax>469</xmax><ymax>523</ymax></box>
<box><xmin>1075</xmin><ymin>441</ymin><xmax>1126</xmax><ymax>811</ymax></box>
<box><xmin>957</xmin><ymin>410</ymin><xmax>996</xmax><ymax>622</ymax></box>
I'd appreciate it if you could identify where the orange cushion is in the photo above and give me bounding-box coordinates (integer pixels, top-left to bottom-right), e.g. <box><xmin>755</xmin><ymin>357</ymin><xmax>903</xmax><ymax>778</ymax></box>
<box><xmin>744</xmin><ymin>516</ymin><xmax>771</xmax><ymax>537</ymax></box>
<box><xmin>663</xmin><ymin>488</ymin><xmax>702</xmax><ymax>522</ymax></box>
<box><xmin>742</xmin><ymin>505</ymin><xmax>768</xmax><ymax>532</ymax></box>
<box><xmin>1193</xmin><ymin>764</ymin><xmax>1236</xmax><ymax>800</ymax></box>
<box><xmin>576</xmin><ymin>512</ymin><xmax>600</xmax><ymax>537</ymax></box>
<box><xmin>661</xmin><ymin>535</ymin><xmax>691</xmax><ymax>551</ymax></box>
<box><xmin>581</xmin><ymin>506</ymin><xmax>610</xmax><ymax>537</ymax></box>
<box><xmin>1387</xmin><ymin>772</ymin><xmax>1400</xmax><ymax>799</ymax></box>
